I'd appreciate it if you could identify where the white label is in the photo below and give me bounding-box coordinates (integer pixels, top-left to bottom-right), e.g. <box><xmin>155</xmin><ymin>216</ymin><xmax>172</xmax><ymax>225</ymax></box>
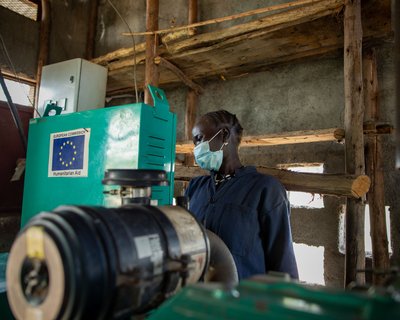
<box><xmin>48</xmin><ymin>128</ymin><xmax>90</xmax><ymax>177</ymax></box>
<box><xmin>134</xmin><ymin>234</ymin><xmax>164</xmax><ymax>275</ymax></box>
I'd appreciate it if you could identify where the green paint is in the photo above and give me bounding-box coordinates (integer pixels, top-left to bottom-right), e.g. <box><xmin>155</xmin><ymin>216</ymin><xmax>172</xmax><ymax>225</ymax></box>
<box><xmin>21</xmin><ymin>85</ymin><xmax>176</xmax><ymax>226</ymax></box>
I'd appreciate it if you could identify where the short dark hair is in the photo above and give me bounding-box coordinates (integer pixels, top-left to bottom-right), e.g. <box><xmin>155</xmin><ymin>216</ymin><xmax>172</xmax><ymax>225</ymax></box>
<box><xmin>202</xmin><ymin>110</ymin><xmax>243</xmax><ymax>144</ymax></box>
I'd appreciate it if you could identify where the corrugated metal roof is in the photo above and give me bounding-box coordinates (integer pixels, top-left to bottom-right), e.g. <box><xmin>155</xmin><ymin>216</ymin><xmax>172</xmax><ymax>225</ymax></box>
<box><xmin>0</xmin><ymin>0</ymin><xmax>38</xmax><ymax>21</ymax></box>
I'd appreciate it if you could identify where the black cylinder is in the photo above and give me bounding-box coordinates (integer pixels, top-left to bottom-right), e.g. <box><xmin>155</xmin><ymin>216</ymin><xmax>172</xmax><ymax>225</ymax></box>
<box><xmin>6</xmin><ymin>205</ymin><xmax>209</xmax><ymax>319</ymax></box>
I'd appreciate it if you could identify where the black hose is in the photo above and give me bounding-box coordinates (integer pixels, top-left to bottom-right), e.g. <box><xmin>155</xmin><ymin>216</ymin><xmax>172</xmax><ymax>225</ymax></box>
<box><xmin>0</xmin><ymin>71</ymin><xmax>27</xmax><ymax>151</ymax></box>
<box><xmin>205</xmin><ymin>229</ymin><xmax>238</xmax><ymax>284</ymax></box>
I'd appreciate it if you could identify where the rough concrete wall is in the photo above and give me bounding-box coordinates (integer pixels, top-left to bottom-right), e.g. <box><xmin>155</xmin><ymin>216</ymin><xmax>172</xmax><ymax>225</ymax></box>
<box><xmin>0</xmin><ymin>7</ymin><xmax>39</xmax><ymax>78</ymax></box>
<box><xmin>48</xmin><ymin>0</ymin><xmax>90</xmax><ymax>64</ymax></box>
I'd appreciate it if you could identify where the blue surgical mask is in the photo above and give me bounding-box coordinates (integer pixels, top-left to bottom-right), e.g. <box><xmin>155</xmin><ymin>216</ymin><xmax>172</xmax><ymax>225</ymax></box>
<box><xmin>193</xmin><ymin>129</ymin><xmax>226</xmax><ymax>171</ymax></box>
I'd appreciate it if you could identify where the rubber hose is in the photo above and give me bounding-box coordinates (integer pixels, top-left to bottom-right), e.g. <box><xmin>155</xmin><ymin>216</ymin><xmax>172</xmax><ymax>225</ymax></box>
<box><xmin>205</xmin><ymin>229</ymin><xmax>238</xmax><ymax>284</ymax></box>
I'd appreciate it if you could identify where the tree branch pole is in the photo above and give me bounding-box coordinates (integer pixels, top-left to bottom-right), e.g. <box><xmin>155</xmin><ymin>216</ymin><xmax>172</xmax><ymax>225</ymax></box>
<box><xmin>344</xmin><ymin>0</ymin><xmax>365</xmax><ymax>287</ymax></box>
<box><xmin>144</xmin><ymin>0</ymin><xmax>159</xmax><ymax>105</ymax></box>
<box><xmin>175</xmin><ymin>165</ymin><xmax>370</xmax><ymax>199</ymax></box>
<box><xmin>34</xmin><ymin>0</ymin><xmax>51</xmax><ymax>116</ymax></box>
<box><xmin>184</xmin><ymin>0</ymin><xmax>199</xmax><ymax>166</ymax></box>
<box><xmin>363</xmin><ymin>49</ymin><xmax>390</xmax><ymax>285</ymax></box>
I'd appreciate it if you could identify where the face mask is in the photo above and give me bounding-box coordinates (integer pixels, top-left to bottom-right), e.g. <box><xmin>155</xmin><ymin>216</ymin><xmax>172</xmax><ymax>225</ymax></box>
<box><xmin>193</xmin><ymin>129</ymin><xmax>227</xmax><ymax>171</ymax></box>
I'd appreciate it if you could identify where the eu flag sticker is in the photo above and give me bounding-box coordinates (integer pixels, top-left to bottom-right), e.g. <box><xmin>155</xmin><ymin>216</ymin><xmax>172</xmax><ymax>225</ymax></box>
<box><xmin>48</xmin><ymin>128</ymin><xmax>90</xmax><ymax>177</ymax></box>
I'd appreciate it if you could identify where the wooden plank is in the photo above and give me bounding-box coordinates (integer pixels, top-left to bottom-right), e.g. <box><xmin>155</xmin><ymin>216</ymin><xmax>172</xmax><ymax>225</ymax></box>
<box><xmin>175</xmin><ymin>165</ymin><xmax>370</xmax><ymax>199</ymax></box>
<box><xmin>125</xmin><ymin>0</ymin><xmax>341</xmax><ymax>37</ymax></box>
<box><xmin>144</xmin><ymin>0</ymin><xmax>159</xmax><ymax>105</ymax></box>
<box><xmin>94</xmin><ymin>1</ymin><xmax>391</xmax><ymax>96</ymax></box>
<box><xmin>344</xmin><ymin>0</ymin><xmax>365</xmax><ymax>286</ymax></box>
<box><xmin>363</xmin><ymin>49</ymin><xmax>390</xmax><ymax>285</ymax></box>
<box><xmin>92</xmin><ymin>43</ymin><xmax>147</xmax><ymax>65</ymax></box>
<box><xmin>166</xmin><ymin>0</ymin><xmax>343</xmax><ymax>55</ymax></box>
<box><xmin>175</xmin><ymin>125</ymin><xmax>393</xmax><ymax>154</ymax></box>
<box><xmin>177</xmin><ymin>128</ymin><xmax>344</xmax><ymax>153</ymax></box>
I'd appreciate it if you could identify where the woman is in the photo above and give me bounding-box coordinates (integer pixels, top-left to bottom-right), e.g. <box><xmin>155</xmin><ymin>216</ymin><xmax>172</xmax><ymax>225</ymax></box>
<box><xmin>185</xmin><ymin>110</ymin><xmax>298</xmax><ymax>280</ymax></box>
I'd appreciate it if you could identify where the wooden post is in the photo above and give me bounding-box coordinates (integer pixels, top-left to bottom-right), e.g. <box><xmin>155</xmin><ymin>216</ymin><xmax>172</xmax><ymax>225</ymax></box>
<box><xmin>34</xmin><ymin>0</ymin><xmax>51</xmax><ymax>116</ymax></box>
<box><xmin>184</xmin><ymin>0</ymin><xmax>199</xmax><ymax>166</ymax></box>
<box><xmin>188</xmin><ymin>0</ymin><xmax>198</xmax><ymax>35</ymax></box>
<box><xmin>363</xmin><ymin>49</ymin><xmax>390</xmax><ymax>285</ymax></box>
<box><xmin>86</xmin><ymin>0</ymin><xmax>99</xmax><ymax>60</ymax></box>
<box><xmin>344</xmin><ymin>0</ymin><xmax>365</xmax><ymax>286</ymax></box>
<box><xmin>144</xmin><ymin>0</ymin><xmax>159</xmax><ymax>105</ymax></box>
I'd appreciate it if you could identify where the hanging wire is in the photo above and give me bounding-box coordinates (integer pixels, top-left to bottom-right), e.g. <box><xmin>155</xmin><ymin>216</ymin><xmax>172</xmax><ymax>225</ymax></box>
<box><xmin>107</xmin><ymin>0</ymin><xmax>139</xmax><ymax>103</ymax></box>
<box><xmin>0</xmin><ymin>33</ymin><xmax>42</xmax><ymax>116</ymax></box>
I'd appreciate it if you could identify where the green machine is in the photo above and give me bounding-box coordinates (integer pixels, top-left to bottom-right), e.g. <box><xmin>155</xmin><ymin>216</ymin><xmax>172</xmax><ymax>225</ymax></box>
<box><xmin>0</xmin><ymin>86</ymin><xmax>176</xmax><ymax>319</ymax></box>
<box><xmin>149</xmin><ymin>277</ymin><xmax>400</xmax><ymax>320</ymax></box>
<box><xmin>21</xmin><ymin>85</ymin><xmax>176</xmax><ymax>226</ymax></box>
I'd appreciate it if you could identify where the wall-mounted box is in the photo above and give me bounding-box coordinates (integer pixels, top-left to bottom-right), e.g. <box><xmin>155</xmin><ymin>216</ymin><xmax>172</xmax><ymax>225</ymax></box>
<box><xmin>37</xmin><ymin>58</ymin><xmax>107</xmax><ymax>117</ymax></box>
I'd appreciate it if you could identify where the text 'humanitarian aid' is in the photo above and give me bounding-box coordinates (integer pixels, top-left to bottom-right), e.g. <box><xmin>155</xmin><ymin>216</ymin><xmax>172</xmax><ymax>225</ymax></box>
<box><xmin>48</xmin><ymin>128</ymin><xmax>91</xmax><ymax>177</ymax></box>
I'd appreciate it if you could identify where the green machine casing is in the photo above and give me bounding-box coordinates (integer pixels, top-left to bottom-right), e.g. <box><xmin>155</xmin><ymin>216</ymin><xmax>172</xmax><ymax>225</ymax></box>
<box><xmin>21</xmin><ymin>85</ymin><xmax>176</xmax><ymax>226</ymax></box>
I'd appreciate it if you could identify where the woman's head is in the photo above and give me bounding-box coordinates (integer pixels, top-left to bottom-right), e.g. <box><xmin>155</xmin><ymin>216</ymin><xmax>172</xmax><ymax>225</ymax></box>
<box><xmin>192</xmin><ymin>110</ymin><xmax>243</xmax><ymax>148</ymax></box>
<box><xmin>192</xmin><ymin>110</ymin><xmax>243</xmax><ymax>173</ymax></box>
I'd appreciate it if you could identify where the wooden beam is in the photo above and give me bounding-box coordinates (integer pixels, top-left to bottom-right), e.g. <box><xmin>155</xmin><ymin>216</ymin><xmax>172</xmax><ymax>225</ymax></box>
<box><xmin>177</xmin><ymin>128</ymin><xmax>344</xmax><ymax>153</ymax></box>
<box><xmin>92</xmin><ymin>43</ymin><xmax>147</xmax><ymax>65</ymax></box>
<box><xmin>85</xmin><ymin>0</ymin><xmax>99</xmax><ymax>60</ymax></box>
<box><xmin>188</xmin><ymin>0</ymin><xmax>198</xmax><ymax>35</ymax></box>
<box><xmin>182</xmin><ymin>0</ymin><xmax>199</xmax><ymax>167</ymax></box>
<box><xmin>124</xmin><ymin>0</ymin><xmax>342</xmax><ymax>37</ymax></box>
<box><xmin>165</xmin><ymin>0</ymin><xmax>344</xmax><ymax>55</ymax></box>
<box><xmin>176</xmin><ymin>125</ymin><xmax>393</xmax><ymax>154</ymax></box>
<box><xmin>363</xmin><ymin>49</ymin><xmax>390</xmax><ymax>285</ymax></box>
<box><xmin>34</xmin><ymin>0</ymin><xmax>50</xmax><ymax>115</ymax></box>
<box><xmin>154</xmin><ymin>56</ymin><xmax>204</xmax><ymax>94</ymax></box>
<box><xmin>0</xmin><ymin>69</ymin><xmax>36</xmax><ymax>86</ymax></box>
<box><xmin>183</xmin><ymin>89</ymin><xmax>197</xmax><ymax>166</ymax></box>
<box><xmin>175</xmin><ymin>165</ymin><xmax>370</xmax><ymax>199</ymax></box>
<box><xmin>144</xmin><ymin>0</ymin><xmax>159</xmax><ymax>105</ymax></box>
<box><xmin>344</xmin><ymin>0</ymin><xmax>365</xmax><ymax>286</ymax></box>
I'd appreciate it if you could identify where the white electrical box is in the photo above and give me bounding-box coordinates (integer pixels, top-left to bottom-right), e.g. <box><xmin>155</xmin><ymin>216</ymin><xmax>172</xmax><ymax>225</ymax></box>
<box><xmin>37</xmin><ymin>58</ymin><xmax>107</xmax><ymax>117</ymax></box>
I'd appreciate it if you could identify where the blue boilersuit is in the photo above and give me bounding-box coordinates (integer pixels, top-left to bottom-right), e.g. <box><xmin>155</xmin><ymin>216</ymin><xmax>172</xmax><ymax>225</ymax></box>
<box><xmin>185</xmin><ymin>166</ymin><xmax>298</xmax><ymax>280</ymax></box>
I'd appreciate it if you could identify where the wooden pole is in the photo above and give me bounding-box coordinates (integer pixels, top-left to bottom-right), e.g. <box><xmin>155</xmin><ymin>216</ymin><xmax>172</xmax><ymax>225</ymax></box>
<box><xmin>188</xmin><ymin>0</ymin><xmax>198</xmax><ymax>35</ymax></box>
<box><xmin>175</xmin><ymin>165</ymin><xmax>370</xmax><ymax>199</ymax></box>
<box><xmin>86</xmin><ymin>0</ymin><xmax>99</xmax><ymax>60</ymax></box>
<box><xmin>344</xmin><ymin>0</ymin><xmax>365</xmax><ymax>286</ymax></box>
<box><xmin>34</xmin><ymin>0</ymin><xmax>51</xmax><ymax>116</ymax></box>
<box><xmin>184</xmin><ymin>0</ymin><xmax>199</xmax><ymax>166</ymax></box>
<box><xmin>363</xmin><ymin>49</ymin><xmax>390</xmax><ymax>285</ymax></box>
<box><xmin>144</xmin><ymin>0</ymin><xmax>159</xmax><ymax>105</ymax></box>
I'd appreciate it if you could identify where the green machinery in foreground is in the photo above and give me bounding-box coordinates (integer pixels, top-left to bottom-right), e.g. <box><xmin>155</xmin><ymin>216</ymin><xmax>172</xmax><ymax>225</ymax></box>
<box><xmin>149</xmin><ymin>277</ymin><xmax>400</xmax><ymax>320</ymax></box>
<box><xmin>21</xmin><ymin>85</ymin><xmax>176</xmax><ymax>226</ymax></box>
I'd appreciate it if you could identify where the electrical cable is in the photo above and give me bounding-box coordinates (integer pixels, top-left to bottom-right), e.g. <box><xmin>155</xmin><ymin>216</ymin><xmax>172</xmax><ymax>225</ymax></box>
<box><xmin>0</xmin><ymin>33</ymin><xmax>41</xmax><ymax>117</ymax></box>
<box><xmin>107</xmin><ymin>0</ymin><xmax>139</xmax><ymax>103</ymax></box>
